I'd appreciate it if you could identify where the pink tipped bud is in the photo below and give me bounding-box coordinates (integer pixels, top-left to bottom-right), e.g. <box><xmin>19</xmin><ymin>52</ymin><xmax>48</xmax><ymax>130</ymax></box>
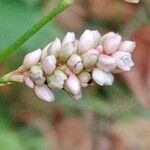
<box><xmin>23</xmin><ymin>49</ymin><xmax>41</xmax><ymax>69</ymax></box>
<box><xmin>62</xmin><ymin>32</ymin><xmax>75</xmax><ymax>45</ymax></box>
<box><xmin>112</xmin><ymin>51</ymin><xmax>134</xmax><ymax>71</ymax></box>
<box><xmin>65</xmin><ymin>74</ymin><xmax>81</xmax><ymax>95</ymax></box>
<box><xmin>35</xmin><ymin>85</ymin><xmax>54</xmax><ymax>102</ymax></box>
<box><xmin>92</xmin><ymin>68</ymin><xmax>114</xmax><ymax>86</ymax></box>
<box><xmin>118</xmin><ymin>41</ymin><xmax>136</xmax><ymax>53</ymax></box>
<box><xmin>24</xmin><ymin>76</ymin><xmax>34</xmax><ymax>89</ymax></box>
<box><xmin>42</xmin><ymin>55</ymin><xmax>56</xmax><ymax>75</ymax></box>
<box><xmin>100</xmin><ymin>32</ymin><xmax>115</xmax><ymax>44</ymax></box>
<box><xmin>103</xmin><ymin>34</ymin><xmax>121</xmax><ymax>54</ymax></box>
<box><xmin>97</xmin><ymin>54</ymin><xmax>116</xmax><ymax>72</ymax></box>
<box><xmin>48</xmin><ymin>38</ymin><xmax>61</xmax><ymax>57</ymax></box>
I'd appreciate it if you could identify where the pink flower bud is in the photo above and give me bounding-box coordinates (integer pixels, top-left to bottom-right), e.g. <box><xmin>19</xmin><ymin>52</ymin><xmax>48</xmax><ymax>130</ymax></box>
<box><xmin>65</xmin><ymin>74</ymin><xmax>81</xmax><ymax>95</ymax></box>
<box><xmin>118</xmin><ymin>41</ymin><xmax>136</xmax><ymax>53</ymax></box>
<box><xmin>92</xmin><ymin>68</ymin><xmax>114</xmax><ymax>86</ymax></box>
<box><xmin>42</xmin><ymin>55</ymin><xmax>56</xmax><ymax>75</ymax></box>
<box><xmin>112</xmin><ymin>51</ymin><xmax>134</xmax><ymax>71</ymax></box>
<box><xmin>103</xmin><ymin>34</ymin><xmax>121</xmax><ymax>54</ymax></box>
<box><xmin>23</xmin><ymin>49</ymin><xmax>41</xmax><ymax>69</ymax></box>
<box><xmin>97</xmin><ymin>54</ymin><xmax>116</xmax><ymax>72</ymax></box>
<box><xmin>100</xmin><ymin>32</ymin><xmax>115</xmax><ymax>44</ymax></box>
<box><xmin>35</xmin><ymin>85</ymin><xmax>54</xmax><ymax>102</ymax></box>
<box><xmin>48</xmin><ymin>38</ymin><xmax>61</xmax><ymax>57</ymax></box>
<box><xmin>24</xmin><ymin>76</ymin><xmax>34</xmax><ymax>89</ymax></box>
<box><xmin>62</xmin><ymin>32</ymin><xmax>75</xmax><ymax>45</ymax></box>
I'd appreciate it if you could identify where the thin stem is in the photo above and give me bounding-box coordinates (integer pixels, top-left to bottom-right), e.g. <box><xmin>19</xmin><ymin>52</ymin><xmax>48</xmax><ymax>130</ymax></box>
<box><xmin>0</xmin><ymin>0</ymin><xmax>73</xmax><ymax>62</ymax></box>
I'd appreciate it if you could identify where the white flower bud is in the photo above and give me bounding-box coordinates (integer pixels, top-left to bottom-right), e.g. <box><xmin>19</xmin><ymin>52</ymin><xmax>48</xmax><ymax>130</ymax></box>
<box><xmin>123</xmin><ymin>0</ymin><xmax>139</xmax><ymax>4</ymax></box>
<box><xmin>41</xmin><ymin>43</ymin><xmax>52</xmax><ymax>60</ymax></box>
<box><xmin>48</xmin><ymin>38</ymin><xmax>61</xmax><ymax>57</ymax></box>
<box><xmin>23</xmin><ymin>49</ymin><xmax>41</xmax><ymax>69</ymax></box>
<box><xmin>100</xmin><ymin>32</ymin><xmax>115</xmax><ymax>44</ymax></box>
<box><xmin>42</xmin><ymin>55</ymin><xmax>56</xmax><ymax>75</ymax></box>
<box><xmin>67</xmin><ymin>54</ymin><xmax>83</xmax><ymax>74</ymax></box>
<box><xmin>30</xmin><ymin>65</ymin><xmax>46</xmax><ymax>85</ymax></box>
<box><xmin>97</xmin><ymin>54</ymin><xmax>116</xmax><ymax>72</ymax></box>
<box><xmin>78</xmin><ymin>30</ymin><xmax>97</xmax><ymax>54</ymax></box>
<box><xmin>92</xmin><ymin>68</ymin><xmax>114</xmax><ymax>86</ymax></box>
<box><xmin>81</xmin><ymin>49</ymin><xmax>99</xmax><ymax>69</ymax></box>
<box><xmin>78</xmin><ymin>71</ymin><xmax>91</xmax><ymax>87</ymax></box>
<box><xmin>62</xmin><ymin>32</ymin><xmax>75</xmax><ymax>45</ymax></box>
<box><xmin>47</xmin><ymin>69</ymin><xmax>67</xmax><ymax>89</ymax></box>
<box><xmin>58</xmin><ymin>42</ymin><xmax>74</xmax><ymax>62</ymax></box>
<box><xmin>112</xmin><ymin>51</ymin><xmax>134</xmax><ymax>71</ymax></box>
<box><xmin>24</xmin><ymin>76</ymin><xmax>34</xmax><ymax>89</ymax></box>
<box><xmin>65</xmin><ymin>74</ymin><xmax>81</xmax><ymax>95</ymax></box>
<box><xmin>35</xmin><ymin>85</ymin><xmax>54</xmax><ymax>102</ymax></box>
<box><xmin>92</xmin><ymin>30</ymin><xmax>101</xmax><ymax>45</ymax></box>
<box><xmin>118</xmin><ymin>41</ymin><xmax>136</xmax><ymax>53</ymax></box>
<box><xmin>103</xmin><ymin>34</ymin><xmax>121</xmax><ymax>54</ymax></box>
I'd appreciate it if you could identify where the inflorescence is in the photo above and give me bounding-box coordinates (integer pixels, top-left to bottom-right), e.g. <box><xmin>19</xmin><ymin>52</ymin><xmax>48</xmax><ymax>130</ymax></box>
<box><xmin>18</xmin><ymin>30</ymin><xmax>136</xmax><ymax>102</ymax></box>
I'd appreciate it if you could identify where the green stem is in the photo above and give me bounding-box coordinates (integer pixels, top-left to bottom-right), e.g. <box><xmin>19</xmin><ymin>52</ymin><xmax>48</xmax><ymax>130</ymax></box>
<box><xmin>0</xmin><ymin>0</ymin><xmax>73</xmax><ymax>62</ymax></box>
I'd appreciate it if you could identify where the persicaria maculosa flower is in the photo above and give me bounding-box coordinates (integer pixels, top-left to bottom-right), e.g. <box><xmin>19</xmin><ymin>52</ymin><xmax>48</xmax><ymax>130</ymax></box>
<box><xmin>4</xmin><ymin>30</ymin><xmax>136</xmax><ymax>102</ymax></box>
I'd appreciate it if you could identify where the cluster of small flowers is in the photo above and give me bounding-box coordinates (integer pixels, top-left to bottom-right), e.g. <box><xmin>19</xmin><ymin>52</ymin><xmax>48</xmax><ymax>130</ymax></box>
<box><xmin>22</xmin><ymin>30</ymin><xmax>136</xmax><ymax>102</ymax></box>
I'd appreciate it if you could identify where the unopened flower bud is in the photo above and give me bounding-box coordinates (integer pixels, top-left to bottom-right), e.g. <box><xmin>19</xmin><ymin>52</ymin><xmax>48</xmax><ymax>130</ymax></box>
<box><xmin>24</xmin><ymin>76</ymin><xmax>34</xmax><ymax>89</ymax></box>
<box><xmin>112</xmin><ymin>51</ymin><xmax>134</xmax><ymax>71</ymax></box>
<box><xmin>65</xmin><ymin>74</ymin><xmax>81</xmax><ymax>95</ymax></box>
<box><xmin>35</xmin><ymin>85</ymin><xmax>54</xmax><ymax>102</ymax></box>
<box><xmin>100</xmin><ymin>32</ymin><xmax>115</xmax><ymax>44</ymax></box>
<box><xmin>67</xmin><ymin>54</ymin><xmax>83</xmax><ymax>74</ymax></box>
<box><xmin>92</xmin><ymin>68</ymin><xmax>114</xmax><ymax>86</ymax></box>
<box><xmin>58</xmin><ymin>42</ymin><xmax>74</xmax><ymax>62</ymax></box>
<box><xmin>81</xmin><ymin>49</ymin><xmax>99</xmax><ymax>69</ymax></box>
<box><xmin>92</xmin><ymin>30</ymin><xmax>101</xmax><ymax>45</ymax></box>
<box><xmin>62</xmin><ymin>32</ymin><xmax>75</xmax><ymax>45</ymax></box>
<box><xmin>41</xmin><ymin>43</ymin><xmax>52</xmax><ymax>60</ymax></box>
<box><xmin>30</xmin><ymin>65</ymin><xmax>46</xmax><ymax>85</ymax></box>
<box><xmin>23</xmin><ymin>49</ymin><xmax>41</xmax><ymax>69</ymax></box>
<box><xmin>42</xmin><ymin>55</ymin><xmax>56</xmax><ymax>75</ymax></box>
<box><xmin>118</xmin><ymin>41</ymin><xmax>136</xmax><ymax>53</ymax></box>
<box><xmin>48</xmin><ymin>38</ymin><xmax>61</xmax><ymax>57</ymax></box>
<box><xmin>123</xmin><ymin>0</ymin><xmax>139</xmax><ymax>3</ymax></box>
<box><xmin>47</xmin><ymin>69</ymin><xmax>67</xmax><ymax>89</ymax></box>
<box><xmin>97</xmin><ymin>54</ymin><xmax>116</xmax><ymax>72</ymax></box>
<box><xmin>78</xmin><ymin>30</ymin><xmax>98</xmax><ymax>54</ymax></box>
<box><xmin>103</xmin><ymin>34</ymin><xmax>121</xmax><ymax>54</ymax></box>
<box><xmin>78</xmin><ymin>71</ymin><xmax>91</xmax><ymax>87</ymax></box>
